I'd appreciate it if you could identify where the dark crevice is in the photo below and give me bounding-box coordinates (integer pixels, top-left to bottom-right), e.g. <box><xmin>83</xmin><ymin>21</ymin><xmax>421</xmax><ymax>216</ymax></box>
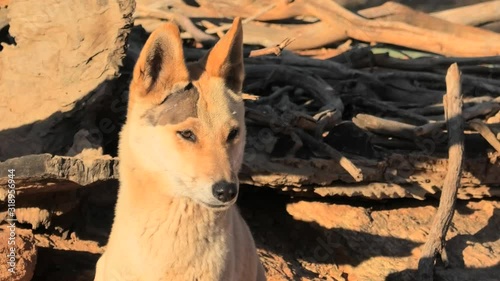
<box><xmin>0</xmin><ymin>25</ymin><xmax>16</xmax><ymax>51</ymax></box>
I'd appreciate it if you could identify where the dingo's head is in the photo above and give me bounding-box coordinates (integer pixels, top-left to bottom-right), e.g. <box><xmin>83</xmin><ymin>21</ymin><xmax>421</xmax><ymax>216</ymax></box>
<box><xmin>122</xmin><ymin>18</ymin><xmax>245</xmax><ymax>210</ymax></box>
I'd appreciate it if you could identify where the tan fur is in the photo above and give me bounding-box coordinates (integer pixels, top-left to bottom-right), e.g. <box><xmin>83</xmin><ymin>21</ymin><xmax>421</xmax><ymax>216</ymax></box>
<box><xmin>94</xmin><ymin>18</ymin><xmax>266</xmax><ymax>281</ymax></box>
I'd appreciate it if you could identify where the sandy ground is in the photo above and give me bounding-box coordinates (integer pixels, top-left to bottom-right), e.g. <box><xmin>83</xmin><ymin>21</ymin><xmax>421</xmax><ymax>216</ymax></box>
<box><xmin>27</xmin><ymin>186</ymin><xmax>499</xmax><ymax>281</ymax></box>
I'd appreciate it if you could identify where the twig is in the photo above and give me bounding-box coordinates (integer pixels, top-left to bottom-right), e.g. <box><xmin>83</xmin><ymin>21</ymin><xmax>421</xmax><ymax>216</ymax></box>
<box><xmin>242</xmin><ymin>93</ymin><xmax>260</xmax><ymax>101</ymax></box>
<box><xmin>245</xmin><ymin>104</ymin><xmax>360</xmax><ymax>180</ymax></box>
<box><xmin>375</xmin><ymin>71</ymin><xmax>500</xmax><ymax>94</ymax></box>
<box><xmin>200</xmin><ymin>20</ymin><xmax>225</xmax><ymax>38</ymax></box>
<box><xmin>134</xmin><ymin>5</ymin><xmax>216</xmax><ymax>43</ymax></box>
<box><xmin>294</xmin><ymin>40</ymin><xmax>353</xmax><ymax>60</ymax></box>
<box><xmin>371</xmin><ymin>53</ymin><xmax>500</xmax><ymax>72</ymax></box>
<box><xmin>414</xmin><ymin>102</ymin><xmax>500</xmax><ymax>136</ymax></box>
<box><xmin>254</xmin><ymin>86</ymin><xmax>294</xmax><ymax>104</ymax></box>
<box><xmin>295</xmin><ymin>129</ymin><xmax>364</xmax><ymax>182</ymax></box>
<box><xmin>264</xmin><ymin>66</ymin><xmax>344</xmax><ymax>116</ymax></box>
<box><xmin>249</xmin><ymin>38</ymin><xmax>295</xmax><ymax>57</ymax></box>
<box><xmin>352</xmin><ymin>114</ymin><xmax>417</xmax><ymax>140</ymax></box>
<box><xmin>205</xmin><ymin>3</ymin><xmax>277</xmax><ymax>34</ymax></box>
<box><xmin>468</xmin><ymin>119</ymin><xmax>500</xmax><ymax>154</ymax></box>
<box><xmin>417</xmin><ymin>63</ymin><xmax>464</xmax><ymax>281</ymax></box>
<box><xmin>351</xmin><ymin>97</ymin><xmax>430</xmax><ymax>126</ymax></box>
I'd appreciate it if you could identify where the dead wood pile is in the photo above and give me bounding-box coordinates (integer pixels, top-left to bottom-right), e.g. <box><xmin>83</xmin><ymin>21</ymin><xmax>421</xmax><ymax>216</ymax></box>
<box><xmin>132</xmin><ymin>0</ymin><xmax>499</xmax><ymax>200</ymax></box>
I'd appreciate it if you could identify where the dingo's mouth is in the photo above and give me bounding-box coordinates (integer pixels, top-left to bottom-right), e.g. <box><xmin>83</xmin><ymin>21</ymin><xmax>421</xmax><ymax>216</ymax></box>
<box><xmin>199</xmin><ymin>200</ymin><xmax>236</xmax><ymax>211</ymax></box>
<box><xmin>205</xmin><ymin>203</ymin><xmax>232</xmax><ymax>210</ymax></box>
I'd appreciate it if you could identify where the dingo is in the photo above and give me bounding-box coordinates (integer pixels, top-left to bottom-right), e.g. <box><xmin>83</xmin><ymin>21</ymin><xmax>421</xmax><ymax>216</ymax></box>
<box><xmin>94</xmin><ymin>18</ymin><xmax>266</xmax><ymax>281</ymax></box>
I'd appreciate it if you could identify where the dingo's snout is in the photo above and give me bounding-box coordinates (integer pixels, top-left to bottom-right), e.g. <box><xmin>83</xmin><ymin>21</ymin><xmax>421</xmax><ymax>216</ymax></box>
<box><xmin>212</xmin><ymin>181</ymin><xmax>238</xmax><ymax>203</ymax></box>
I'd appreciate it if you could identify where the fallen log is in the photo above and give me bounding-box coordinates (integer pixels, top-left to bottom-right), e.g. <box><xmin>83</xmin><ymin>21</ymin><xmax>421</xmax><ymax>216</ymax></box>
<box><xmin>431</xmin><ymin>0</ymin><xmax>500</xmax><ymax>27</ymax></box>
<box><xmin>357</xmin><ymin>2</ymin><xmax>499</xmax><ymax>42</ymax></box>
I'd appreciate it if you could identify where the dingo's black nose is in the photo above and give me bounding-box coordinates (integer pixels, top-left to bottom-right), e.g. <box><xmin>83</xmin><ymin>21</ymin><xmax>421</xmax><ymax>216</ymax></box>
<box><xmin>212</xmin><ymin>181</ymin><xmax>237</xmax><ymax>203</ymax></box>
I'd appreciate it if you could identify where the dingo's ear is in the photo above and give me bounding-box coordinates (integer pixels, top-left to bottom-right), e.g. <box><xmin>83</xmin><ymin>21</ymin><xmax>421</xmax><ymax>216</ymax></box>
<box><xmin>202</xmin><ymin>17</ymin><xmax>244</xmax><ymax>93</ymax></box>
<box><xmin>130</xmin><ymin>23</ymin><xmax>189</xmax><ymax>104</ymax></box>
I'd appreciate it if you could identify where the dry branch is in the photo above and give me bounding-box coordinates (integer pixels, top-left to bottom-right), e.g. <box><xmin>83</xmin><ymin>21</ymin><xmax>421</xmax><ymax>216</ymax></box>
<box><xmin>370</xmin><ymin>53</ymin><xmax>500</xmax><ymax>73</ymax></box>
<box><xmin>295</xmin><ymin>130</ymin><xmax>363</xmax><ymax>182</ymax></box>
<box><xmin>302</xmin><ymin>0</ymin><xmax>500</xmax><ymax>56</ymax></box>
<box><xmin>351</xmin><ymin>97</ymin><xmax>430</xmax><ymax>125</ymax></box>
<box><xmin>352</xmin><ymin>114</ymin><xmax>417</xmax><ymax>140</ymax></box>
<box><xmin>249</xmin><ymin>38</ymin><xmax>295</xmax><ymax>57</ymax></box>
<box><xmin>295</xmin><ymin>40</ymin><xmax>353</xmax><ymax>60</ymax></box>
<box><xmin>200</xmin><ymin>20</ymin><xmax>225</xmax><ymax>38</ymax></box>
<box><xmin>414</xmin><ymin>102</ymin><xmax>500</xmax><ymax>136</ymax></box>
<box><xmin>468</xmin><ymin>119</ymin><xmax>500</xmax><ymax>154</ymax></box>
<box><xmin>263</xmin><ymin>66</ymin><xmax>344</xmax><ymax>128</ymax></box>
<box><xmin>357</xmin><ymin>1</ymin><xmax>498</xmax><ymax>43</ymax></box>
<box><xmin>134</xmin><ymin>5</ymin><xmax>216</xmax><ymax>43</ymax></box>
<box><xmin>431</xmin><ymin>1</ymin><xmax>500</xmax><ymax>27</ymax></box>
<box><xmin>204</xmin><ymin>3</ymin><xmax>277</xmax><ymax>35</ymax></box>
<box><xmin>359</xmin><ymin>1</ymin><xmax>500</xmax><ymax>28</ymax></box>
<box><xmin>418</xmin><ymin>63</ymin><xmax>464</xmax><ymax>281</ymax></box>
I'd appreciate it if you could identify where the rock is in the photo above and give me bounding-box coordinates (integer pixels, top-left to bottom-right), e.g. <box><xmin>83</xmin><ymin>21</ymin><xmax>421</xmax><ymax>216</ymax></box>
<box><xmin>0</xmin><ymin>226</ymin><xmax>37</xmax><ymax>281</ymax></box>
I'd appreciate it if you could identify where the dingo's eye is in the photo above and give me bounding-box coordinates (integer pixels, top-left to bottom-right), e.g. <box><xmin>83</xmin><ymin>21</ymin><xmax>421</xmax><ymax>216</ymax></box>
<box><xmin>227</xmin><ymin>128</ymin><xmax>239</xmax><ymax>142</ymax></box>
<box><xmin>177</xmin><ymin>130</ymin><xmax>196</xmax><ymax>142</ymax></box>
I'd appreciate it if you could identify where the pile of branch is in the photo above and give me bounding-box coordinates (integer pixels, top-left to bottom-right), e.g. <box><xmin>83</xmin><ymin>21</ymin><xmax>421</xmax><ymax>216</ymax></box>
<box><xmin>130</xmin><ymin>0</ymin><xmax>500</xmax><ymax>200</ymax></box>
<box><xmin>234</xmin><ymin>49</ymin><xmax>500</xmax><ymax>200</ymax></box>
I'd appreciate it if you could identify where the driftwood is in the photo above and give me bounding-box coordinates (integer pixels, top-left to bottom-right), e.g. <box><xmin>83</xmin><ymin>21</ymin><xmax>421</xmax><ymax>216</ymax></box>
<box><xmin>418</xmin><ymin>64</ymin><xmax>464</xmax><ymax>280</ymax></box>
<box><xmin>357</xmin><ymin>2</ymin><xmax>500</xmax><ymax>44</ymax></box>
<box><xmin>431</xmin><ymin>0</ymin><xmax>500</xmax><ymax>27</ymax></box>
<box><xmin>135</xmin><ymin>0</ymin><xmax>500</xmax><ymax>57</ymax></box>
<box><xmin>359</xmin><ymin>1</ymin><xmax>500</xmax><ymax>29</ymax></box>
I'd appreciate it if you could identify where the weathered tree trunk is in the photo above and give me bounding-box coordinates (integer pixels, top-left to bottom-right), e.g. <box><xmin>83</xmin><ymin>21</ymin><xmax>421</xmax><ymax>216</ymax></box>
<box><xmin>0</xmin><ymin>0</ymin><xmax>135</xmax><ymax>161</ymax></box>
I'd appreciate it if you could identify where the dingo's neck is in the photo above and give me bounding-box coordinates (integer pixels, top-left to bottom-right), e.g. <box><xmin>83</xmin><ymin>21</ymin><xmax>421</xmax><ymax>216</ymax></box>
<box><xmin>107</xmin><ymin>165</ymin><xmax>234</xmax><ymax>280</ymax></box>
<box><xmin>116</xmin><ymin>164</ymin><xmax>233</xmax><ymax>234</ymax></box>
